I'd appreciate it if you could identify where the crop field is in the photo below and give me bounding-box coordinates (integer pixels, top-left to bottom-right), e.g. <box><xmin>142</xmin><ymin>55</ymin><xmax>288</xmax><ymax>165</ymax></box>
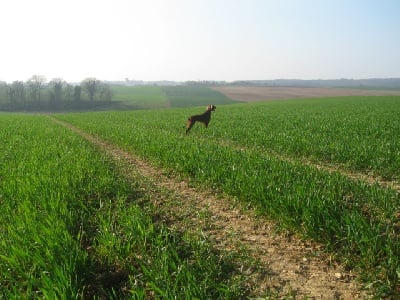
<box><xmin>161</xmin><ymin>86</ymin><xmax>237</xmax><ymax>107</ymax></box>
<box><xmin>1</xmin><ymin>95</ymin><xmax>400</xmax><ymax>298</ymax></box>
<box><xmin>212</xmin><ymin>86</ymin><xmax>400</xmax><ymax>102</ymax></box>
<box><xmin>0</xmin><ymin>115</ymin><xmax>248</xmax><ymax>298</ymax></box>
<box><xmin>110</xmin><ymin>85</ymin><xmax>169</xmax><ymax>109</ymax></box>
<box><xmin>111</xmin><ymin>85</ymin><xmax>238</xmax><ymax>109</ymax></box>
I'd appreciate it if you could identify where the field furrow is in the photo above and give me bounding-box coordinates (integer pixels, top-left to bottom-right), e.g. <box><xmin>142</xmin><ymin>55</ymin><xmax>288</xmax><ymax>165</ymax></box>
<box><xmin>207</xmin><ymin>137</ymin><xmax>400</xmax><ymax>193</ymax></box>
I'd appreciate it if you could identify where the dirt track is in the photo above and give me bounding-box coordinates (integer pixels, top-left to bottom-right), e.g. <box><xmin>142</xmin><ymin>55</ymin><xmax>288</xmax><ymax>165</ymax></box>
<box><xmin>212</xmin><ymin>86</ymin><xmax>400</xmax><ymax>102</ymax></box>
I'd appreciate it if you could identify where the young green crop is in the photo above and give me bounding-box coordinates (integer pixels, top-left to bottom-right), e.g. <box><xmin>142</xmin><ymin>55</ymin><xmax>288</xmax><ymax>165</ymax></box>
<box><xmin>212</xmin><ymin>96</ymin><xmax>400</xmax><ymax>180</ymax></box>
<box><xmin>56</xmin><ymin>96</ymin><xmax>400</xmax><ymax>296</ymax></box>
<box><xmin>109</xmin><ymin>85</ymin><xmax>238</xmax><ymax>109</ymax></box>
<box><xmin>110</xmin><ymin>85</ymin><xmax>169</xmax><ymax>109</ymax></box>
<box><xmin>57</xmin><ymin>96</ymin><xmax>400</xmax><ymax>180</ymax></box>
<box><xmin>0</xmin><ymin>114</ymin><xmax>248</xmax><ymax>298</ymax></box>
<box><xmin>0</xmin><ymin>115</ymin><xmax>96</xmax><ymax>297</ymax></box>
<box><xmin>161</xmin><ymin>85</ymin><xmax>238</xmax><ymax>107</ymax></box>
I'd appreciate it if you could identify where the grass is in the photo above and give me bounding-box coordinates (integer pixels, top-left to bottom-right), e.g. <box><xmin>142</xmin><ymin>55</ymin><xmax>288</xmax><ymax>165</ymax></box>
<box><xmin>109</xmin><ymin>85</ymin><xmax>238</xmax><ymax>109</ymax></box>
<box><xmin>110</xmin><ymin>85</ymin><xmax>168</xmax><ymax>109</ymax></box>
<box><xmin>0</xmin><ymin>114</ymin><xmax>250</xmax><ymax>298</ymax></box>
<box><xmin>211</xmin><ymin>96</ymin><xmax>400</xmax><ymax>181</ymax></box>
<box><xmin>3</xmin><ymin>95</ymin><xmax>400</xmax><ymax>297</ymax></box>
<box><xmin>55</xmin><ymin>95</ymin><xmax>400</xmax><ymax>297</ymax></box>
<box><xmin>161</xmin><ymin>86</ymin><xmax>238</xmax><ymax>107</ymax></box>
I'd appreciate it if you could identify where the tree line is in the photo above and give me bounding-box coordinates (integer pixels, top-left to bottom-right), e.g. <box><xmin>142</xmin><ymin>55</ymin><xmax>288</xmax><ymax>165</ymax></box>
<box><xmin>0</xmin><ymin>75</ymin><xmax>113</xmax><ymax>111</ymax></box>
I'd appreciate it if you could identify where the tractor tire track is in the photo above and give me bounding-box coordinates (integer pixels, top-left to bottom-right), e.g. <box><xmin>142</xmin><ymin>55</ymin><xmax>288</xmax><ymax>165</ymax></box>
<box><xmin>209</xmin><ymin>137</ymin><xmax>400</xmax><ymax>193</ymax></box>
<box><xmin>51</xmin><ymin>117</ymin><xmax>369</xmax><ymax>299</ymax></box>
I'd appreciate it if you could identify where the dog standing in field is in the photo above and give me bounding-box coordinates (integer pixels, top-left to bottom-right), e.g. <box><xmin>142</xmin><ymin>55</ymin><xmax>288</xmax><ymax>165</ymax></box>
<box><xmin>185</xmin><ymin>105</ymin><xmax>216</xmax><ymax>135</ymax></box>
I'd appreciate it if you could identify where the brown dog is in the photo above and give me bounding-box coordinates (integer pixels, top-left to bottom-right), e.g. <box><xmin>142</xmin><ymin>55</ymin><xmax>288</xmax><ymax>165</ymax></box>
<box><xmin>186</xmin><ymin>105</ymin><xmax>216</xmax><ymax>134</ymax></box>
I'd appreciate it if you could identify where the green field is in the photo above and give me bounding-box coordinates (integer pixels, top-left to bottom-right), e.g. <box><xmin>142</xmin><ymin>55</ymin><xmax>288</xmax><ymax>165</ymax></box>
<box><xmin>110</xmin><ymin>85</ymin><xmax>169</xmax><ymax>109</ymax></box>
<box><xmin>161</xmin><ymin>86</ymin><xmax>237</xmax><ymax>107</ymax></box>
<box><xmin>0</xmin><ymin>115</ymin><xmax>248</xmax><ymax>298</ymax></box>
<box><xmin>1</xmin><ymin>95</ymin><xmax>400</xmax><ymax>297</ymax></box>
<box><xmin>111</xmin><ymin>85</ymin><xmax>238</xmax><ymax>109</ymax></box>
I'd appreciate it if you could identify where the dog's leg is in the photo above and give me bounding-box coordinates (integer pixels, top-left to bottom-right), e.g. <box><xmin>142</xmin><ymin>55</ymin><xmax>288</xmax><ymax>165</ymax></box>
<box><xmin>186</xmin><ymin>118</ymin><xmax>195</xmax><ymax>134</ymax></box>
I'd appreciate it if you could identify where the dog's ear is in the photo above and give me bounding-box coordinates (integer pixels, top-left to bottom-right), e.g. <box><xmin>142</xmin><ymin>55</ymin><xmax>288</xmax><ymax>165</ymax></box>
<box><xmin>207</xmin><ymin>105</ymin><xmax>211</xmax><ymax>111</ymax></box>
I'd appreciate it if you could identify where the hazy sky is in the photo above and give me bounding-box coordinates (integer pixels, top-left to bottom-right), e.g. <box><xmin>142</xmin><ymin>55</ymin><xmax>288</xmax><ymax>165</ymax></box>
<box><xmin>1</xmin><ymin>0</ymin><xmax>399</xmax><ymax>83</ymax></box>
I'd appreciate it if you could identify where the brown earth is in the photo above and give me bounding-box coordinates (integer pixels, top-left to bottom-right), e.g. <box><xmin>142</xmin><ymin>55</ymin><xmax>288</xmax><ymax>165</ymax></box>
<box><xmin>212</xmin><ymin>86</ymin><xmax>400</xmax><ymax>102</ymax></box>
<box><xmin>50</xmin><ymin>117</ymin><xmax>374</xmax><ymax>299</ymax></box>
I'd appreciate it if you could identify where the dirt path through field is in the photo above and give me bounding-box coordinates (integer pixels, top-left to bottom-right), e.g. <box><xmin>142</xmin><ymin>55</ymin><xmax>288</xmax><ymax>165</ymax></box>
<box><xmin>51</xmin><ymin>117</ymin><xmax>369</xmax><ymax>299</ymax></box>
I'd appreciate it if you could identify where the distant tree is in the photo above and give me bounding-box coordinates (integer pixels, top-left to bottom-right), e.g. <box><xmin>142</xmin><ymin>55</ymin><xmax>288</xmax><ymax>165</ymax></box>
<box><xmin>74</xmin><ymin>85</ymin><xmax>81</xmax><ymax>101</ymax></box>
<box><xmin>0</xmin><ymin>81</ymin><xmax>7</xmax><ymax>103</ymax></box>
<box><xmin>64</xmin><ymin>84</ymin><xmax>74</xmax><ymax>101</ymax></box>
<box><xmin>12</xmin><ymin>81</ymin><xmax>25</xmax><ymax>103</ymax></box>
<box><xmin>49</xmin><ymin>78</ymin><xmax>66</xmax><ymax>102</ymax></box>
<box><xmin>6</xmin><ymin>84</ymin><xmax>16</xmax><ymax>103</ymax></box>
<box><xmin>81</xmin><ymin>77</ymin><xmax>101</xmax><ymax>101</ymax></box>
<box><xmin>27</xmin><ymin>75</ymin><xmax>46</xmax><ymax>102</ymax></box>
<box><xmin>99</xmin><ymin>84</ymin><xmax>112</xmax><ymax>101</ymax></box>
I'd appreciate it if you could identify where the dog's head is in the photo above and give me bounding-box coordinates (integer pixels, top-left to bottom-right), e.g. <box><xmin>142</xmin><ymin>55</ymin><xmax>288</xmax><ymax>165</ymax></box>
<box><xmin>207</xmin><ymin>104</ymin><xmax>216</xmax><ymax>112</ymax></box>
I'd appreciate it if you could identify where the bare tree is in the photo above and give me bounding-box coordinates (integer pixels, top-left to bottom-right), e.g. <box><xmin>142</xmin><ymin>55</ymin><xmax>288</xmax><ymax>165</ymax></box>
<box><xmin>27</xmin><ymin>75</ymin><xmax>46</xmax><ymax>102</ymax></box>
<box><xmin>0</xmin><ymin>81</ymin><xmax>7</xmax><ymax>103</ymax></box>
<box><xmin>6</xmin><ymin>84</ymin><xmax>16</xmax><ymax>103</ymax></box>
<box><xmin>64</xmin><ymin>84</ymin><xmax>74</xmax><ymax>101</ymax></box>
<box><xmin>81</xmin><ymin>77</ymin><xmax>101</xmax><ymax>101</ymax></box>
<box><xmin>74</xmin><ymin>85</ymin><xmax>81</xmax><ymax>101</ymax></box>
<box><xmin>49</xmin><ymin>78</ymin><xmax>66</xmax><ymax>102</ymax></box>
<box><xmin>12</xmin><ymin>81</ymin><xmax>25</xmax><ymax>103</ymax></box>
<box><xmin>5</xmin><ymin>81</ymin><xmax>25</xmax><ymax>106</ymax></box>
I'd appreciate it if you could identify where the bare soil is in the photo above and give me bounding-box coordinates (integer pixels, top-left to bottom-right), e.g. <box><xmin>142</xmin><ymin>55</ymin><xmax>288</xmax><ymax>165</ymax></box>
<box><xmin>50</xmin><ymin>117</ymin><xmax>374</xmax><ymax>299</ymax></box>
<box><xmin>212</xmin><ymin>86</ymin><xmax>400</xmax><ymax>102</ymax></box>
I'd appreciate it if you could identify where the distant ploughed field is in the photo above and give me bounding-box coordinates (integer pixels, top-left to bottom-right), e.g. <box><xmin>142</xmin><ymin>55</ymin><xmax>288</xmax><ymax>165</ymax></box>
<box><xmin>212</xmin><ymin>86</ymin><xmax>400</xmax><ymax>102</ymax></box>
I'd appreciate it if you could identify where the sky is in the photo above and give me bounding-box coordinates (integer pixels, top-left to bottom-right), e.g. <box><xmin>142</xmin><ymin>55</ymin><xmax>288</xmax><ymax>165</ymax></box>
<box><xmin>1</xmin><ymin>0</ymin><xmax>399</xmax><ymax>83</ymax></box>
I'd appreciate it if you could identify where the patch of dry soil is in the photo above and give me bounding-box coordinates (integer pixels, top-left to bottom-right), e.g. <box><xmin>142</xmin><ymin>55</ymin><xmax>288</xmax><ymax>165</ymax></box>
<box><xmin>212</xmin><ymin>86</ymin><xmax>400</xmax><ymax>102</ymax></box>
<box><xmin>51</xmin><ymin>117</ymin><xmax>370</xmax><ymax>299</ymax></box>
